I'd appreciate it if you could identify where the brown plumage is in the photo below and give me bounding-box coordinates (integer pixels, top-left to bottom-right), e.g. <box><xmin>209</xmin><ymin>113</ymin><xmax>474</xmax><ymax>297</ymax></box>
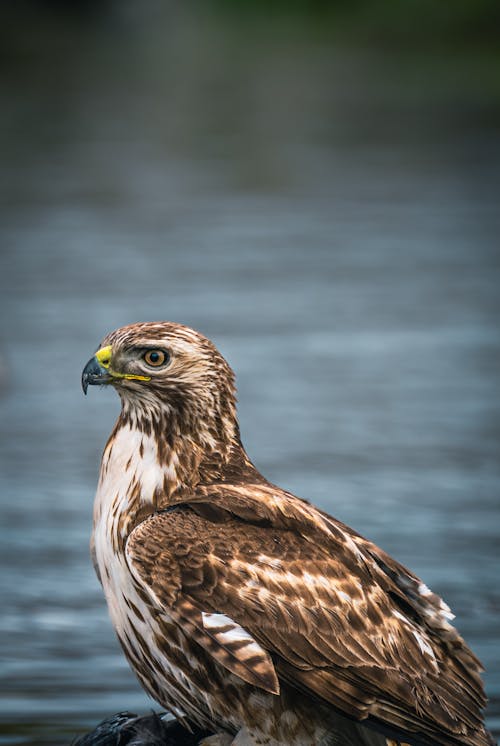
<box><xmin>82</xmin><ymin>321</ymin><xmax>493</xmax><ymax>746</ymax></box>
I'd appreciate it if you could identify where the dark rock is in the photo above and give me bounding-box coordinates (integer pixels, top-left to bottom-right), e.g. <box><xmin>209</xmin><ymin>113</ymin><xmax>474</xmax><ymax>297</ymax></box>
<box><xmin>72</xmin><ymin>711</ymin><xmax>212</xmax><ymax>746</ymax></box>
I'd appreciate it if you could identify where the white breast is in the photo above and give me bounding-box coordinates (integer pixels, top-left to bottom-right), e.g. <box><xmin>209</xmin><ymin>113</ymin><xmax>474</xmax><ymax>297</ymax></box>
<box><xmin>96</xmin><ymin>425</ymin><xmax>167</xmax><ymax>512</ymax></box>
<box><xmin>91</xmin><ymin>424</ymin><xmax>254</xmax><ymax>729</ymax></box>
<box><xmin>91</xmin><ymin>424</ymin><xmax>200</xmax><ymax>717</ymax></box>
<box><xmin>93</xmin><ymin>426</ymin><xmax>159</xmax><ymax>623</ymax></box>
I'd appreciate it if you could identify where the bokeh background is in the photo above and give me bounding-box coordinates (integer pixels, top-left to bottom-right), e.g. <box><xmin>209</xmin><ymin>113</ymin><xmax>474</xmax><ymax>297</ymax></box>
<box><xmin>1</xmin><ymin>1</ymin><xmax>499</xmax><ymax>744</ymax></box>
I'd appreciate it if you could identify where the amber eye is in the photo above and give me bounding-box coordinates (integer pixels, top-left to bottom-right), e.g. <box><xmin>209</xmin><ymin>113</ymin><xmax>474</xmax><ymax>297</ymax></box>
<box><xmin>143</xmin><ymin>349</ymin><xmax>168</xmax><ymax>367</ymax></box>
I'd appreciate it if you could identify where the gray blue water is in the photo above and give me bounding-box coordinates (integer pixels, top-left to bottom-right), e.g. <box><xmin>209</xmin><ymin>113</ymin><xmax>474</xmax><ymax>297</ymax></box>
<box><xmin>0</xmin><ymin>5</ymin><xmax>499</xmax><ymax>744</ymax></box>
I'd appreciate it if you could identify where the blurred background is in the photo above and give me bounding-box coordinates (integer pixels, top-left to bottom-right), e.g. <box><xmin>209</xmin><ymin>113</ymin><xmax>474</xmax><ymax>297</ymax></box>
<box><xmin>0</xmin><ymin>1</ymin><xmax>499</xmax><ymax>743</ymax></box>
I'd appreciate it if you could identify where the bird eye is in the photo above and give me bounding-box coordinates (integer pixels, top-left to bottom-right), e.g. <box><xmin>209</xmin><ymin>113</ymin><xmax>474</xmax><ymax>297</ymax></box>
<box><xmin>143</xmin><ymin>349</ymin><xmax>168</xmax><ymax>367</ymax></box>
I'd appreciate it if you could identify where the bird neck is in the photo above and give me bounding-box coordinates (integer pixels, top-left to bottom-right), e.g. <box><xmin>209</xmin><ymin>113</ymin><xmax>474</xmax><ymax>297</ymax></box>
<box><xmin>94</xmin><ymin>406</ymin><xmax>254</xmax><ymax>537</ymax></box>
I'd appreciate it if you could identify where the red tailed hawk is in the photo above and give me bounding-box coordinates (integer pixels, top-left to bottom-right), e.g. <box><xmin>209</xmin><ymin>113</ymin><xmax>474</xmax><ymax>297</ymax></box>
<box><xmin>82</xmin><ymin>321</ymin><xmax>493</xmax><ymax>746</ymax></box>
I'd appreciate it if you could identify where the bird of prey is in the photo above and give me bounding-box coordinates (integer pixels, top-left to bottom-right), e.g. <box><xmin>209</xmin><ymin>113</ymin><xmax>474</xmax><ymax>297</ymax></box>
<box><xmin>82</xmin><ymin>321</ymin><xmax>492</xmax><ymax>746</ymax></box>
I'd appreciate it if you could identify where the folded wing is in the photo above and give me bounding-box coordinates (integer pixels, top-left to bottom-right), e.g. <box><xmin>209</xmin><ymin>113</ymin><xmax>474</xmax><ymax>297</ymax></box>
<box><xmin>126</xmin><ymin>486</ymin><xmax>489</xmax><ymax>746</ymax></box>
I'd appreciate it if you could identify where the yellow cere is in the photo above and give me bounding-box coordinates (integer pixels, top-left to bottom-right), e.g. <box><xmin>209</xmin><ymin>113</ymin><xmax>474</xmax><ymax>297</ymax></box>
<box><xmin>94</xmin><ymin>345</ymin><xmax>151</xmax><ymax>383</ymax></box>
<box><xmin>95</xmin><ymin>346</ymin><xmax>113</xmax><ymax>368</ymax></box>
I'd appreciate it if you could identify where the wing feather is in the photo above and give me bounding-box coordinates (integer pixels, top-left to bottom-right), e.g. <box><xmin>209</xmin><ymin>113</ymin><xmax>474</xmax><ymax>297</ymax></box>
<box><xmin>126</xmin><ymin>487</ymin><xmax>490</xmax><ymax>746</ymax></box>
<box><xmin>126</xmin><ymin>511</ymin><xmax>279</xmax><ymax>695</ymax></box>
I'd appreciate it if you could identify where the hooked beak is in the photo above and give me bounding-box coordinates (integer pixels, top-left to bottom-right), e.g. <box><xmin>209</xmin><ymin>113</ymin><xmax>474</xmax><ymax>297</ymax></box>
<box><xmin>81</xmin><ymin>355</ymin><xmax>112</xmax><ymax>395</ymax></box>
<box><xmin>81</xmin><ymin>344</ymin><xmax>151</xmax><ymax>395</ymax></box>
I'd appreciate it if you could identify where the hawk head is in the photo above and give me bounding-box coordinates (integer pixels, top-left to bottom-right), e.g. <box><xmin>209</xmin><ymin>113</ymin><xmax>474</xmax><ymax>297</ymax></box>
<box><xmin>82</xmin><ymin>321</ymin><xmax>238</xmax><ymax>448</ymax></box>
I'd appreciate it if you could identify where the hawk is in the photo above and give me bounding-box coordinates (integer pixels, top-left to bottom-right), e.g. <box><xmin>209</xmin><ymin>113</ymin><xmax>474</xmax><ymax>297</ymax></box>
<box><xmin>82</xmin><ymin>321</ymin><xmax>492</xmax><ymax>746</ymax></box>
